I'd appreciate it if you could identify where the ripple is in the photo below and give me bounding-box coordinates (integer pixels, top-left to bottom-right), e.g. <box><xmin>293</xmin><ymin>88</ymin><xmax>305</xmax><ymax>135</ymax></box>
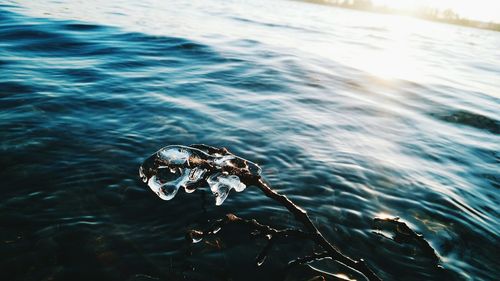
<box><xmin>0</xmin><ymin>1</ymin><xmax>498</xmax><ymax>281</ymax></box>
<box><xmin>431</xmin><ymin>110</ymin><xmax>500</xmax><ymax>134</ymax></box>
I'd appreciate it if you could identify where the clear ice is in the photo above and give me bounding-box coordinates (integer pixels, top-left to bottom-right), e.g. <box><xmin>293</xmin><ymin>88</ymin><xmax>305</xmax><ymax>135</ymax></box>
<box><xmin>207</xmin><ymin>173</ymin><xmax>246</xmax><ymax>206</ymax></box>
<box><xmin>139</xmin><ymin>145</ymin><xmax>261</xmax><ymax>206</ymax></box>
<box><xmin>146</xmin><ymin>167</ymin><xmax>206</xmax><ymax>200</ymax></box>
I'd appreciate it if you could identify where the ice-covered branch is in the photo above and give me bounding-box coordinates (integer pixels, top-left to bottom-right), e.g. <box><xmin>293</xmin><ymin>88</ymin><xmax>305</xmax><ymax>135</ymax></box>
<box><xmin>139</xmin><ymin>144</ymin><xmax>260</xmax><ymax>205</ymax></box>
<box><xmin>139</xmin><ymin>144</ymin><xmax>381</xmax><ymax>281</ymax></box>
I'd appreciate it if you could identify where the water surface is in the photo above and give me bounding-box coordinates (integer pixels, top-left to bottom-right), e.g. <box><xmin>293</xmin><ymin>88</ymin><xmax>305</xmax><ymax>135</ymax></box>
<box><xmin>1</xmin><ymin>0</ymin><xmax>499</xmax><ymax>280</ymax></box>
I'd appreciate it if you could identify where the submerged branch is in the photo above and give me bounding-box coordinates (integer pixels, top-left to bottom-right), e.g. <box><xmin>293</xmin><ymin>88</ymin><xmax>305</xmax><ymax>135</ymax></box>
<box><xmin>373</xmin><ymin>217</ymin><xmax>440</xmax><ymax>265</ymax></box>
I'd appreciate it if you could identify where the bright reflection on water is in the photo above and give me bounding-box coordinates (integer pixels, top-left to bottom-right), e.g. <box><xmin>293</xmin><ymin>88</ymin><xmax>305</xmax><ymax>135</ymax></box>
<box><xmin>1</xmin><ymin>0</ymin><xmax>499</xmax><ymax>281</ymax></box>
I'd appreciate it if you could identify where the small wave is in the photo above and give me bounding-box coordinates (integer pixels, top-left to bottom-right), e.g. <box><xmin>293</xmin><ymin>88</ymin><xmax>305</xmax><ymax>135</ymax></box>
<box><xmin>62</xmin><ymin>22</ymin><xmax>105</xmax><ymax>31</ymax></box>
<box><xmin>0</xmin><ymin>24</ymin><xmax>60</xmax><ymax>41</ymax></box>
<box><xmin>431</xmin><ymin>110</ymin><xmax>499</xmax><ymax>134</ymax></box>
<box><xmin>350</xmin><ymin>25</ymin><xmax>388</xmax><ymax>32</ymax></box>
<box><xmin>0</xmin><ymin>81</ymin><xmax>36</xmax><ymax>96</ymax></box>
<box><xmin>230</xmin><ymin>16</ymin><xmax>324</xmax><ymax>34</ymax></box>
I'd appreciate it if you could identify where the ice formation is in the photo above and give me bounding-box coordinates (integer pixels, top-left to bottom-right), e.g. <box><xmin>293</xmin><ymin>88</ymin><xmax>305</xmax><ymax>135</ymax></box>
<box><xmin>207</xmin><ymin>173</ymin><xmax>246</xmax><ymax>206</ymax></box>
<box><xmin>139</xmin><ymin>144</ymin><xmax>261</xmax><ymax>205</ymax></box>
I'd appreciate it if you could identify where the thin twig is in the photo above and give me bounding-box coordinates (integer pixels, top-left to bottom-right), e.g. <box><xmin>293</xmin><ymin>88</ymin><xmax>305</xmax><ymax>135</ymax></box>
<box><xmin>187</xmin><ymin>213</ymin><xmax>310</xmax><ymax>242</ymax></box>
<box><xmin>246</xmin><ymin>176</ymin><xmax>382</xmax><ymax>281</ymax></box>
<box><xmin>187</xmin><ymin>213</ymin><xmax>311</xmax><ymax>267</ymax></box>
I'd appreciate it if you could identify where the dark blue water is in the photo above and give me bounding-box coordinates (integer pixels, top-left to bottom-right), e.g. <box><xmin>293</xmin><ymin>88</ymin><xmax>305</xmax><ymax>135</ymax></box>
<box><xmin>1</xmin><ymin>0</ymin><xmax>499</xmax><ymax>280</ymax></box>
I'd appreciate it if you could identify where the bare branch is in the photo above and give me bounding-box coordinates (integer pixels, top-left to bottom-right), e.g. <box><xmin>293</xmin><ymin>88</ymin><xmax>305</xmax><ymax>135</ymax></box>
<box><xmin>187</xmin><ymin>213</ymin><xmax>310</xmax><ymax>243</ymax></box>
<box><xmin>245</xmin><ymin>177</ymin><xmax>382</xmax><ymax>281</ymax></box>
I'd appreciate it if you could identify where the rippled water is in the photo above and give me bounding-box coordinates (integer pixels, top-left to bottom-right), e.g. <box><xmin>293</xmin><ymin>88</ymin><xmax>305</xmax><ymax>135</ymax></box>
<box><xmin>1</xmin><ymin>0</ymin><xmax>498</xmax><ymax>280</ymax></box>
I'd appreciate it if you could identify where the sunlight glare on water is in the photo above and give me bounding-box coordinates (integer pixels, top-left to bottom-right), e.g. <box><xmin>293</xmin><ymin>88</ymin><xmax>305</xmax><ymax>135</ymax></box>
<box><xmin>352</xmin><ymin>16</ymin><xmax>424</xmax><ymax>81</ymax></box>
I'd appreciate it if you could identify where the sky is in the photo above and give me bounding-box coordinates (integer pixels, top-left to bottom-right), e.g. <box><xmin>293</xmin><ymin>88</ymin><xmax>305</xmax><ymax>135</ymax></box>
<box><xmin>372</xmin><ymin>0</ymin><xmax>500</xmax><ymax>22</ymax></box>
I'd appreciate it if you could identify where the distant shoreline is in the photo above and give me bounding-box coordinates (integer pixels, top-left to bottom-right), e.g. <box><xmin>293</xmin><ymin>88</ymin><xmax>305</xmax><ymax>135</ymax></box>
<box><xmin>301</xmin><ymin>0</ymin><xmax>500</xmax><ymax>32</ymax></box>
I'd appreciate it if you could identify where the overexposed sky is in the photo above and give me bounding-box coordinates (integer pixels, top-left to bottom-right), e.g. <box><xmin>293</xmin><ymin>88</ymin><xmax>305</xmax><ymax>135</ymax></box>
<box><xmin>372</xmin><ymin>0</ymin><xmax>500</xmax><ymax>22</ymax></box>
